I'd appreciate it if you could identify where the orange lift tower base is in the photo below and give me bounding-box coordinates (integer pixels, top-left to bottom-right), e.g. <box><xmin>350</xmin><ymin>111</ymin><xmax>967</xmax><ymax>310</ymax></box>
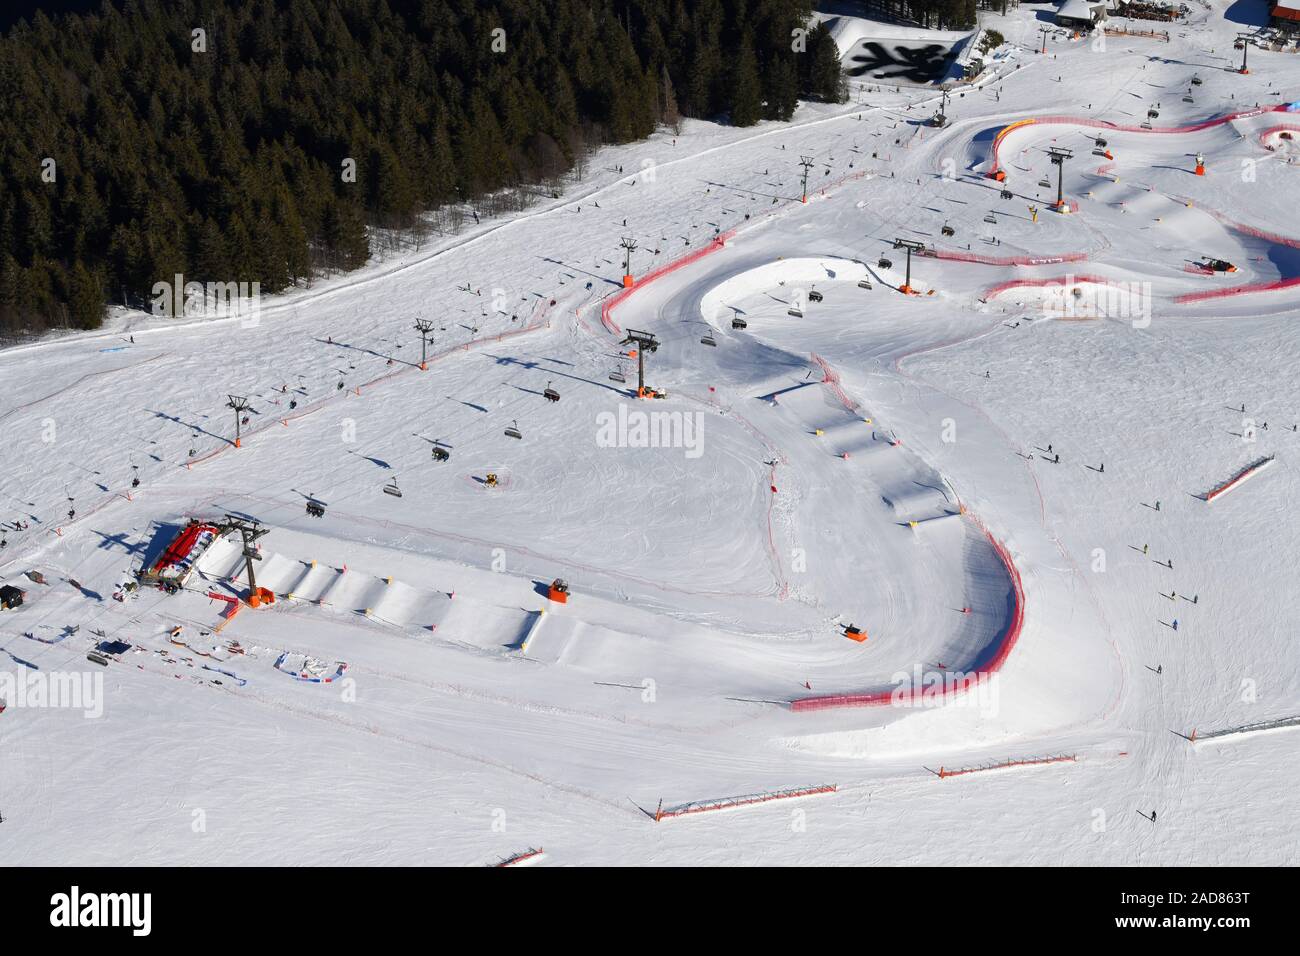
<box><xmin>620</xmin><ymin>236</ymin><xmax>638</xmax><ymax>289</ymax></box>
<box><xmin>799</xmin><ymin>154</ymin><xmax>815</xmax><ymax>203</ymax></box>
<box><xmin>224</xmin><ymin>515</ymin><xmax>272</xmax><ymax>607</ymax></box>
<box><xmin>414</xmin><ymin>316</ymin><xmax>435</xmax><ymax>370</ymax></box>
<box><xmin>892</xmin><ymin>238</ymin><xmax>926</xmax><ymax>296</ymax></box>
<box><xmin>227</xmin><ymin>393</ymin><xmax>251</xmax><ymax>448</ymax></box>
<box><xmin>620</xmin><ymin>329</ymin><xmax>661</xmax><ymax>398</ymax></box>
<box><xmin>1047</xmin><ymin>146</ymin><xmax>1073</xmax><ymax>214</ymax></box>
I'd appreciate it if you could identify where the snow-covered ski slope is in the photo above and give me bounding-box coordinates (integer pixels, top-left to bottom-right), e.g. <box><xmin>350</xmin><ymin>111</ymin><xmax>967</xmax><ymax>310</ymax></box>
<box><xmin>1</xmin><ymin>5</ymin><xmax>1298</xmax><ymax>865</ymax></box>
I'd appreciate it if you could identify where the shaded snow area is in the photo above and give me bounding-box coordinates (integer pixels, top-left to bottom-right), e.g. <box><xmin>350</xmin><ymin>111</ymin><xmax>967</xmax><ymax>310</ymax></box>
<box><xmin>1</xmin><ymin>5</ymin><xmax>1298</xmax><ymax>865</ymax></box>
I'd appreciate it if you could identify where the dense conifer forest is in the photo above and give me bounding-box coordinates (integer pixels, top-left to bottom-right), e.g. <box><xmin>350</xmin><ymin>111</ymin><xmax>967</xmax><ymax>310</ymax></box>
<box><xmin>0</xmin><ymin>0</ymin><xmax>868</xmax><ymax>336</ymax></box>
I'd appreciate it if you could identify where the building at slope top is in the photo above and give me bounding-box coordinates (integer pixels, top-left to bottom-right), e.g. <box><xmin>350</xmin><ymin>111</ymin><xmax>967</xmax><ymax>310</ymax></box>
<box><xmin>1055</xmin><ymin>0</ymin><xmax>1110</xmax><ymax>27</ymax></box>
<box><xmin>1272</xmin><ymin>1</ymin><xmax>1300</xmax><ymax>27</ymax></box>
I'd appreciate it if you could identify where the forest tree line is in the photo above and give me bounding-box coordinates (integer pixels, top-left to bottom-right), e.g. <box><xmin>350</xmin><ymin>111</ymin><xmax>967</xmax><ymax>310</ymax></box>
<box><xmin>860</xmin><ymin>0</ymin><xmax>978</xmax><ymax>30</ymax></box>
<box><xmin>0</xmin><ymin>0</ymin><xmax>850</xmax><ymax>337</ymax></box>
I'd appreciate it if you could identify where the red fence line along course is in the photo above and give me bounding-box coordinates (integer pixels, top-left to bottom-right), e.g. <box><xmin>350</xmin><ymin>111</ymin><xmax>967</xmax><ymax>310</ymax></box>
<box><xmin>936</xmin><ymin>753</ymin><xmax>1076</xmax><ymax>779</ymax></box>
<box><xmin>924</xmin><ymin>249</ymin><xmax>1090</xmax><ymax>267</ymax></box>
<box><xmin>654</xmin><ymin>784</ymin><xmax>837</xmax><ymax>821</ymax></box>
<box><xmin>987</xmin><ymin>105</ymin><xmax>1289</xmax><ymax>178</ymax></box>
<box><xmin>493</xmin><ymin>847</ymin><xmax>544</xmax><ymax>867</ymax></box>
<box><xmin>599</xmin><ymin>231</ymin><xmax>736</xmax><ymax>336</ymax></box>
<box><xmin>790</xmin><ymin>515</ymin><xmax>1025</xmax><ymax>712</ymax></box>
<box><xmin>979</xmin><ymin>273</ymin><xmax>1123</xmax><ymax>304</ymax></box>
<box><xmin>1203</xmin><ymin>455</ymin><xmax>1276</xmax><ymax>502</ymax></box>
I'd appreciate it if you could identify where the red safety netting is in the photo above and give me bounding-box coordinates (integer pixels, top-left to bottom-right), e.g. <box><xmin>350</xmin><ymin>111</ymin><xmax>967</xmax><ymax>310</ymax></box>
<box><xmin>790</xmin><ymin>513</ymin><xmax>1025</xmax><ymax>711</ymax></box>
<box><xmin>925</xmin><ymin>249</ymin><xmax>1089</xmax><ymax>267</ymax></box>
<box><xmin>599</xmin><ymin>231</ymin><xmax>736</xmax><ymax>335</ymax></box>
<box><xmin>987</xmin><ymin>105</ymin><xmax>1289</xmax><ymax>177</ymax></box>
<box><xmin>979</xmin><ymin>273</ymin><xmax>1118</xmax><ymax>302</ymax></box>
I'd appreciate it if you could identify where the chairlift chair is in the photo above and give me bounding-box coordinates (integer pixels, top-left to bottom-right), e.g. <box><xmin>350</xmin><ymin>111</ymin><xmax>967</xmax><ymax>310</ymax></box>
<box><xmin>941</xmin><ymin>224</ymin><xmax>955</xmax><ymax>237</ymax></box>
<box><xmin>1037</xmin><ymin>177</ymin><xmax>1051</xmax><ymax>188</ymax></box>
<box><xmin>878</xmin><ymin>257</ymin><xmax>893</xmax><ymax>270</ymax></box>
<box><xmin>305</xmin><ymin>499</ymin><xmax>326</xmax><ymax>517</ymax></box>
<box><xmin>1147</xmin><ymin>108</ymin><xmax>1160</xmax><ymax>119</ymax></box>
<box><xmin>983</xmin><ymin>212</ymin><xmax>998</xmax><ymax>224</ymax></box>
<box><xmin>857</xmin><ymin>279</ymin><xmax>873</xmax><ymax>290</ymax></box>
<box><xmin>543</xmin><ymin>382</ymin><xmax>561</xmax><ymax>403</ymax></box>
<box><xmin>1182</xmin><ymin>95</ymin><xmax>1194</xmax><ymax>103</ymax></box>
<box><xmin>609</xmin><ymin>370</ymin><xmax>626</xmax><ymax>383</ymax></box>
<box><xmin>731</xmin><ymin>316</ymin><xmax>748</xmax><ymax>329</ymax></box>
<box><xmin>807</xmin><ymin>290</ymin><xmax>824</xmax><ymax>303</ymax></box>
<box><xmin>787</xmin><ymin>307</ymin><xmax>803</xmax><ymax>318</ymax></box>
<box><xmin>504</xmin><ymin>420</ymin><xmax>523</xmax><ymax>439</ymax></box>
<box><xmin>1000</xmin><ymin>188</ymin><xmax>1013</xmax><ymax>200</ymax></box>
<box><xmin>1095</xmin><ymin>137</ymin><xmax>1108</xmax><ymax>148</ymax></box>
<box><xmin>431</xmin><ymin>445</ymin><xmax>450</xmax><ymax>461</ymax></box>
<box><xmin>1191</xmin><ymin>75</ymin><xmax>1202</xmax><ymax>85</ymax></box>
<box><xmin>383</xmin><ymin>478</ymin><xmax>402</xmax><ymax>498</ymax></box>
<box><xmin>700</xmin><ymin>331</ymin><xmax>717</xmax><ymax>346</ymax></box>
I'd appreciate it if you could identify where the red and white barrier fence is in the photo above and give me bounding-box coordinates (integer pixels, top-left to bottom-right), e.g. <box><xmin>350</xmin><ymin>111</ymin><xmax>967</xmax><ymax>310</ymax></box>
<box><xmin>654</xmin><ymin>784</ymin><xmax>836</xmax><ymax>821</ymax></box>
<box><xmin>934</xmin><ymin>753</ymin><xmax>1076</xmax><ymax>779</ymax></box>
<box><xmin>1203</xmin><ymin>455</ymin><xmax>1275</xmax><ymax>502</ymax></box>
<box><xmin>493</xmin><ymin>847</ymin><xmax>544</xmax><ymax>867</ymax></box>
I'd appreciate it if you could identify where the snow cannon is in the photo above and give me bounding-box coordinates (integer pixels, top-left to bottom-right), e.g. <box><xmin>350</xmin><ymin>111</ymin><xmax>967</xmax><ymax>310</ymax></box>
<box><xmin>548</xmin><ymin>579</ymin><xmax>570</xmax><ymax>604</ymax></box>
<box><xmin>1202</xmin><ymin>257</ymin><xmax>1238</xmax><ymax>274</ymax></box>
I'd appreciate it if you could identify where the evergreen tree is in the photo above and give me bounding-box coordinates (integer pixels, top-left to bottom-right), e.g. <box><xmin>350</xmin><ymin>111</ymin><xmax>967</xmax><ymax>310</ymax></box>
<box><xmin>729</xmin><ymin>39</ymin><xmax>763</xmax><ymax>127</ymax></box>
<box><xmin>0</xmin><ymin>0</ymin><xmax>828</xmax><ymax>337</ymax></box>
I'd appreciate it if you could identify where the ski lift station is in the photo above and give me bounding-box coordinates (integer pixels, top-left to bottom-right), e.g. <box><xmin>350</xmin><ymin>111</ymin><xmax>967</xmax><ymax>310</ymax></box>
<box><xmin>0</xmin><ymin>584</ymin><xmax>25</xmax><ymax>610</ymax></box>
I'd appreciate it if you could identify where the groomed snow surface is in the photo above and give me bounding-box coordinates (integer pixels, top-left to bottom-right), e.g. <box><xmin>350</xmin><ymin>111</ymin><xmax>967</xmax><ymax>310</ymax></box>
<box><xmin>1</xmin><ymin>4</ymin><xmax>1298</xmax><ymax>866</ymax></box>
